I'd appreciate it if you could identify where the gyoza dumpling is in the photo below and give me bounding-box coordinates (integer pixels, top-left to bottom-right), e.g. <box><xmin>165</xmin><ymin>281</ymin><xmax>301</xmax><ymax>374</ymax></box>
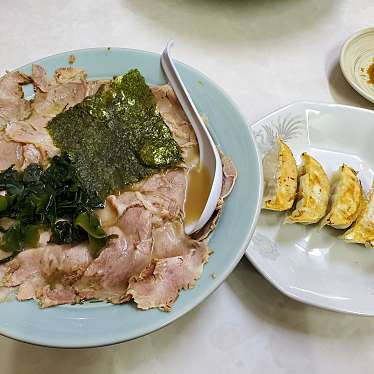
<box><xmin>287</xmin><ymin>152</ymin><xmax>330</xmax><ymax>224</ymax></box>
<box><xmin>321</xmin><ymin>164</ymin><xmax>364</xmax><ymax>229</ymax></box>
<box><xmin>262</xmin><ymin>138</ymin><xmax>297</xmax><ymax>211</ymax></box>
<box><xmin>341</xmin><ymin>183</ymin><xmax>374</xmax><ymax>247</ymax></box>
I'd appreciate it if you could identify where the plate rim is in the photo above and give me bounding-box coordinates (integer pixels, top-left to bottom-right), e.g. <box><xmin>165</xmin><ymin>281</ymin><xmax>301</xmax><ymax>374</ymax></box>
<box><xmin>0</xmin><ymin>47</ymin><xmax>264</xmax><ymax>347</ymax></box>
<box><xmin>246</xmin><ymin>100</ymin><xmax>374</xmax><ymax>317</ymax></box>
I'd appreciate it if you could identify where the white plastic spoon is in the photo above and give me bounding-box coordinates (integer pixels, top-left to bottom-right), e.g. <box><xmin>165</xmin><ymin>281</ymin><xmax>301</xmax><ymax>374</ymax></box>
<box><xmin>161</xmin><ymin>41</ymin><xmax>223</xmax><ymax>235</ymax></box>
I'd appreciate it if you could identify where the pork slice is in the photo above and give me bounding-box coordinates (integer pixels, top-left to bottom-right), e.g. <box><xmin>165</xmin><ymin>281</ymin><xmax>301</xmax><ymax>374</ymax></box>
<box><xmin>4</xmin><ymin>247</ymin><xmax>47</xmax><ymax>301</ymax></box>
<box><xmin>51</xmin><ymin>67</ymin><xmax>87</xmax><ymax>84</ymax></box>
<box><xmin>152</xmin><ymin>221</ymin><xmax>191</xmax><ymax>259</ymax></box>
<box><xmin>221</xmin><ymin>153</ymin><xmax>237</xmax><ymax>198</ymax></box>
<box><xmin>0</xmin><ymin>131</ymin><xmax>23</xmax><ymax>170</ymax></box>
<box><xmin>0</xmin><ymin>70</ymin><xmax>31</xmax><ymax>122</ymax></box>
<box><xmin>0</xmin><ymin>71</ymin><xmax>31</xmax><ymax>101</ymax></box>
<box><xmin>107</xmin><ymin>190</ymin><xmax>161</xmax><ymax>221</ymax></box>
<box><xmin>5</xmin><ymin>118</ymin><xmax>55</xmax><ymax>167</ymax></box>
<box><xmin>138</xmin><ymin>169</ymin><xmax>187</xmax><ymax>219</ymax></box>
<box><xmin>4</xmin><ymin>248</ymin><xmax>43</xmax><ymax>287</ymax></box>
<box><xmin>76</xmin><ymin>206</ymin><xmax>153</xmax><ymax>303</ymax></box>
<box><xmin>0</xmin><ymin>263</ymin><xmax>7</xmax><ymax>280</ymax></box>
<box><xmin>106</xmin><ymin>191</ymin><xmax>142</xmax><ymax>217</ymax></box>
<box><xmin>0</xmin><ymin>264</ymin><xmax>14</xmax><ymax>301</ymax></box>
<box><xmin>20</xmin><ymin>143</ymin><xmax>42</xmax><ymax>169</ymax></box>
<box><xmin>3</xmin><ymin>243</ymin><xmax>92</xmax><ymax>304</ymax></box>
<box><xmin>5</xmin><ymin>117</ymin><xmax>58</xmax><ymax>162</ymax></box>
<box><xmin>106</xmin><ymin>168</ymin><xmax>187</xmax><ymax>221</ymax></box>
<box><xmin>0</xmin><ymin>71</ymin><xmax>31</xmax><ymax>166</ymax></box>
<box><xmin>127</xmin><ymin>239</ymin><xmax>209</xmax><ymax>311</ymax></box>
<box><xmin>36</xmin><ymin>243</ymin><xmax>92</xmax><ymax>307</ymax></box>
<box><xmin>40</xmin><ymin>243</ymin><xmax>93</xmax><ymax>286</ymax></box>
<box><xmin>152</xmin><ymin>84</ymin><xmax>197</xmax><ymax>165</ymax></box>
<box><xmin>32</xmin><ymin>82</ymin><xmax>87</xmax><ymax>117</ymax></box>
<box><xmin>5</xmin><ymin>65</ymin><xmax>89</xmax><ymax>165</ymax></box>
<box><xmin>31</xmin><ymin>64</ymin><xmax>48</xmax><ymax>93</ymax></box>
<box><xmin>17</xmin><ymin>275</ymin><xmax>46</xmax><ymax>301</ymax></box>
<box><xmin>86</xmin><ymin>80</ymin><xmax>110</xmax><ymax>96</ymax></box>
<box><xmin>36</xmin><ymin>284</ymin><xmax>77</xmax><ymax>308</ymax></box>
<box><xmin>151</xmin><ymin>84</ymin><xmax>196</xmax><ymax>147</ymax></box>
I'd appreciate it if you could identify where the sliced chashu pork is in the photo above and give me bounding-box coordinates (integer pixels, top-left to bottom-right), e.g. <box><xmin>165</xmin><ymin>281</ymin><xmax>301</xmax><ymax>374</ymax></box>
<box><xmin>127</xmin><ymin>221</ymin><xmax>209</xmax><ymax>311</ymax></box>
<box><xmin>75</xmin><ymin>206</ymin><xmax>153</xmax><ymax>303</ymax></box>
<box><xmin>39</xmin><ymin>244</ymin><xmax>92</xmax><ymax>308</ymax></box>
<box><xmin>4</xmin><ymin>247</ymin><xmax>43</xmax><ymax>289</ymax></box>
<box><xmin>151</xmin><ymin>84</ymin><xmax>198</xmax><ymax>164</ymax></box>
<box><xmin>0</xmin><ymin>132</ymin><xmax>23</xmax><ymax>170</ymax></box>
<box><xmin>78</xmin><ymin>169</ymin><xmax>187</xmax><ymax>304</ymax></box>
<box><xmin>2</xmin><ymin>65</ymin><xmax>108</xmax><ymax>168</ymax></box>
<box><xmin>31</xmin><ymin>64</ymin><xmax>48</xmax><ymax>92</ymax></box>
<box><xmin>0</xmin><ymin>71</ymin><xmax>32</xmax><ymax>169</ymax></box>
<box><xmin>20</xmin><ymin>143</ymin><xmax>42</xmax><ymax>169</ymax></box>
<box><xmin>105</xmin><ymin>168</ymin><xmax>187</xmax><ymax>222</ymax></box>
<box><xmin>40</xmin><ymin>243</ymin><xmax>92</xmax><ymax>285</ymax></box>
<box><xmin>127</xmin><ymin>246</ymin><xmax>208</xmax><ymax>311</ymax></box>
<box><xmin>152</xmin><ymin>221</ymin><xmax>187</xmax><ymax>259</ymax></box>
<box><xmin>5</xmin><ymin>65</ymin><xmax>88</xmax><ymax>164</ymax></box>
<box><xmin>0</xmin><ymin>70</ymin><xmax>31</xmax><ymax>123</ymax></box>
<box><xmin>36</xmin><ymin>285</ymin><xmax>78</xmax><ymax>308</ymax></box>
<box><xmin>3</xmin><ymin>243</ymin><xmax>92</xmax><ymax>306</ymax></box>
<box><xmin>0</xmin><ymin>264</ymin><xmax>13</xmax><ymax>301</ymax></box>
<box><xmin>137</xmin><ymin>169</ymin><xmax>187</xmax><ymax>219</ymax></box>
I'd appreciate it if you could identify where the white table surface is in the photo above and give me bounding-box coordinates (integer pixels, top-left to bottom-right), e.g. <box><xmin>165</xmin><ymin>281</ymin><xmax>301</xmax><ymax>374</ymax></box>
<box><xmin>1</xmin><ymin>1</ymin><xmax>374</xmax><ymax>373</ymax></box>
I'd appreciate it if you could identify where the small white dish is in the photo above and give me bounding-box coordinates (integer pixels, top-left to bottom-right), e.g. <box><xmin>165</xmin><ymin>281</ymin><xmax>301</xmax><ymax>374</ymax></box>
<box><xmin>246</xmin><ymin>101</ymin><xmax>374</xmax><ymax>316</ymax></box>
<box><xmin>340</xmin><ymin>27</ymin><xmax>374</xmax><ymax>103</ymax></box>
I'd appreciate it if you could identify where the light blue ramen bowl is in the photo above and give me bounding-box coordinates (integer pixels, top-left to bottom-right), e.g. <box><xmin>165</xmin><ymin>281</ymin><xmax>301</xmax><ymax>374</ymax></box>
<box><xmin>0</xmin><ymin>48</ymin><xmax>262</xmax><ymax>347</ymax></box>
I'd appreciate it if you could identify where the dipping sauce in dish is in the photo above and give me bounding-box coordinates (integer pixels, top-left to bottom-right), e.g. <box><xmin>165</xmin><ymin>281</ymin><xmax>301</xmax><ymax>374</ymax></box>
<box><xmin>367</xmin><ymin>58</ymin><xmax>374</xmax><ymax>85</ymax></box>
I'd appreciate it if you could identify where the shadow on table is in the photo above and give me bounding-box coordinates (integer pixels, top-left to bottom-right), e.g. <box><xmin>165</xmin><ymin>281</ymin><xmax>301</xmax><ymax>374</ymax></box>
<box><xmin>226</xmin><ymin>258</ymin><xmax>374</xmax><ymax>338</ymax></box>
<box><xmin>326</xmin><ymin>44</ymin><xmax>374</xmax><ymax>109</ymax></box>
<box><xmin>124</xmin><ymin>0</ymin><xmax>338</xmax><ymax>46</ymax></box>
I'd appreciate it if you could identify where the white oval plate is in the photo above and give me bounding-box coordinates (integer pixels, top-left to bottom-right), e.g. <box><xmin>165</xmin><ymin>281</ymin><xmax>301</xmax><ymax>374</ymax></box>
<box><xmin>246</xmin><ymin>101</ymin><xmax>374</xmax><ymax>316</ymax></box>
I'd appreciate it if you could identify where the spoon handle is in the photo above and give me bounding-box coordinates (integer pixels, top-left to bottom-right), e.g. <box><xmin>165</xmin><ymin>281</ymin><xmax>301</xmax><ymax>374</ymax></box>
<box><xmin>161</xmin><ymin>41</ymin><xmax>223</xmax><ymax>234</ymax></box>
<box><xmin>161</xmin><ymin>40</ymin><xmax>207</xmax><ymax>150</ymax></box>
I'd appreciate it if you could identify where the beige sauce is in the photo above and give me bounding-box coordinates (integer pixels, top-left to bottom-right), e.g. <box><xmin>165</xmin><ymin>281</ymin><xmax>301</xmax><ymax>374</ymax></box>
<box><xmin>184</xmin><ymin>163</ymin><xmax>212</xmax><ymax>226</ymax></box>
<box><xmin>368</xmin><ymin>58</ymin><xmax>374</xmax><ymax>85</ymax></box>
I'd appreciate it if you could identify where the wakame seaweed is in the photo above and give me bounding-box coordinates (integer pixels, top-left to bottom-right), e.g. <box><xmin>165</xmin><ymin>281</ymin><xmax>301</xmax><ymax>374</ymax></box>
<box><xmin>48</xmin><ymin>69</ymin><xmax>183</xmax><ymax>199</ymax></box>
<box><xmin>0</xmin><ymin>154</ymin><xmax>113</xmax><ymax>256</ymax></box>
